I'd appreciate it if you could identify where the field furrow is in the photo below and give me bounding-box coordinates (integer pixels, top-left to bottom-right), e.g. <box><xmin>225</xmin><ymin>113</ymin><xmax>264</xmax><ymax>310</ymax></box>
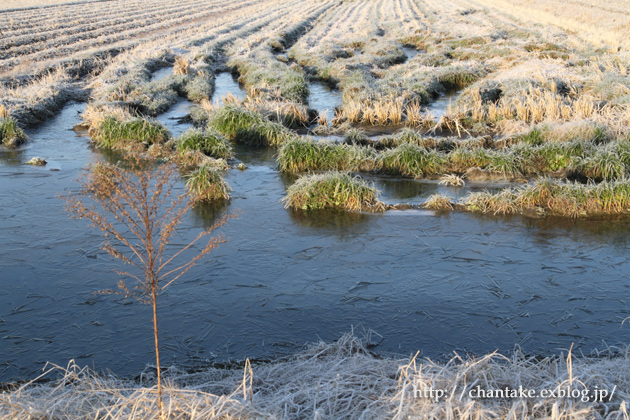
<box><xmin>0</xmin><ymin>2</ymin><xmax>258</xmax><ymax>71</ymax></box>
<box><xmin>0</xmin><ymin>0</ymin><xmax>228</xmax><ymax>51</ymax></box>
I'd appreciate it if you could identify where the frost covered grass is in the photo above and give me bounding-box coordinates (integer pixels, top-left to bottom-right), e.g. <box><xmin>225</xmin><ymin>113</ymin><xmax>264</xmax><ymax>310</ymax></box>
<box><xmin>283</xmin><ymin>172</ymin><xmax>385</xmax><ymax>212</ymax></box>
<box><xmin>424</xmin><ymin>178</ymin><xmax>630</xmax><ymax>218</ymax></box>
<box><xmin>278</xmin><ymin>135</ymin><xmax>630</xmax><ymax>184</ymax></box>
<box><xmin>184</xmin><ymin>165</ymin><xmax>231</xmax><ymax>202</ymax></box>
<box><xmin>176</xmin><ymin>128</ymin><xmax>233</xmax><ymax>160</ymax></box>
<box><xmin>2</xmin><ymin>333</ymin><xmax>629</xmax><ymax>420</ymax></box>
<box><xmin>208</xmin><ymin>105</ymin><xmax>294</xmax><ymax>146</ymax></box>
<box><xmin>278</xmin><ymin>137</ymin><xmax>379</xmax><ymax>173</ymax></box>
<box><xmin>462</xmin><ymin>178</ymin><xmax>630</xmax><ymax>217</ymax></box>
<box><xmin>88</xmin><ymin>116</ymin><xmax>170</xmax><ymax>149</ymax></box>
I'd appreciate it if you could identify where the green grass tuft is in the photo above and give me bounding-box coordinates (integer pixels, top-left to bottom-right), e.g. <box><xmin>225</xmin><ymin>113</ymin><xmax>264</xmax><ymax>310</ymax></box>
<box><xmin>185</xmin><ymin>75</ymin><xmax>214</xmax><ymax>103</ymax></box>
<box><xmin>283</xmin><ymin>172</ymin><xmax>385</xmax><ymax>212</ymax></box>
<box><xmin>89</xmin><ymin>117</ymin><xmax>170</xmax><ymax>148</ymax></box>
<box><xmin>244</xmin><ymin>120</ymin><xmax>295</xmax><ymax>147</ymax></box>
<box><xmin>520</xmin><ymin>128</ymin><xmax>545</xmax><ymax>146</ymax></box>
<box><xmin>208</xmin><ymin>105</ymin><xmax>262</xmax><ymax>137</ymax></box>
<box><xmin>176</xmin><ymin>128</ymin><xmax>233</xmax><ymax>159</ymax></box>
<box><xmin>380</xmin><ymin>143</ymin><xmax>446</xmax><ymax>177</ymax></box>
<box><xmin>581</xmin><ymin>149</ymin><xmax>626</xmax><ymax>181</ymax></box>
<box><xmin>208</xmin><ymin>106</ymin><xmax>294</xmax><ymax>146</ymax></box>
<box><xmin>184</xmin><ymin>165</ymin><xmax>231</xmax><ymax>202</ymax></box>
<box><xmin>0</xmin><ymin>117</ymin><xmax>27</xmax><ymax>147</ymax></box>
<box><xmin>278</xmin><ymin>137</ymin><xmax>379</xmax><ymax>173</ymax></box>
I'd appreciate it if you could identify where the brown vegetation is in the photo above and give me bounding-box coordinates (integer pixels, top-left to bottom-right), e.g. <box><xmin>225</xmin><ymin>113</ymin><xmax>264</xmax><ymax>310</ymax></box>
<box><xmin>63</xmin><ymin>154</ymin><xmax>231</xmax><ymax>417</ymax></box>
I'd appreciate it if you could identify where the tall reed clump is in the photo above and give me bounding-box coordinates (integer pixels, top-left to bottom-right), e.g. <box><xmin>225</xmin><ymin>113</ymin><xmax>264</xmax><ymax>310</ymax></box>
<box><xmin>0</xmin><ymin>115</ymin><xmax>27</xmax><ymax>147</ymax></box>
<box><xmin>89</xmin><ymin>116</ymin><xmax>170</xmax><ymax>149</ymax></box>
<box><xmin>176</xmin><ymin>128</ymin><xmax>233</xmax><ymax>160</ymax></box>
<box><xmin>463</xmin><ymin>178</ymin><xmax>630</xmax><ymax>217</ymax></box>
<box><xmin>277</xmin><ymin>137</ymin><xmax>379</xmax><ymax>173</ymax></box>
<box><xmin>184</xmin><ymin>165</ymin><xmax>231</xmax><ymax>201</ymax></box>
<box><xmin>64</xmin><ymin>154</ymin><xmax>231</xmax><ymax>419</ymax></box>
<box><xmin>283</xmin><ymin>172</ymin><xmax>385</xmax><ymax>212</ymax></box>
<box><xmin>208</xmin><ymin>105</ymin><xmax>294</xmax><ymax>146</ymax></box>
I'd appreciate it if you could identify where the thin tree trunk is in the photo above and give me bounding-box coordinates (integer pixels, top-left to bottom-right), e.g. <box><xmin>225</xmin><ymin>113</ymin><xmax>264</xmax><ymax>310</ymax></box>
<box><xmin>152</xmin><ymin>287</ymin><xmax>163</xmax><ymax>419</ymax></box>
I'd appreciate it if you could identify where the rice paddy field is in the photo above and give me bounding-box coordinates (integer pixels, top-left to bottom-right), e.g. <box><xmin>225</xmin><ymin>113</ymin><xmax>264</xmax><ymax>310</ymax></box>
<box><xmin>2</xmin><ymin>0</ymin><xmax>630</xmax><ymax>418</ymax></box>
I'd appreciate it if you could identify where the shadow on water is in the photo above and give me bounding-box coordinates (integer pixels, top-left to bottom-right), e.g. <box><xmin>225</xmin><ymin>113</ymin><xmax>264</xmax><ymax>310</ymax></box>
<box><xmin>0</xmin><ymin>148</ymin><xmax>24</xmax><ymax>166</ymax></box>
<box><xmin>2</xmin><ymin>101</ymin><xmax>630</xmax><ymax>382</ymax></box>
<box><xmin>364</xmin><ymin>174</ymin><xmax>516</xmax><ymax>205</ymax></box>
<box><xmin>232</xmin><ymin>142</ymin><xmax>277</xmax><ymax>166</ymax></box>
<box><xmin>287</xmin><ymin>208</ymin><xmax>374</xmax><ymax>229</ymax></box>
<box><xmin>191</xmin><ymin>199</ymin><xmax>231</xmax><ymax>227</ymax></box>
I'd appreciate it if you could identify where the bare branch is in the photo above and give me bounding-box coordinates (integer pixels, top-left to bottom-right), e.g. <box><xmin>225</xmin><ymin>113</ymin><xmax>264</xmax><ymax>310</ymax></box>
<box><xmin>63</xmin><ymin>152</ymin><xmax>231</xmax><ymax>419</ymax></box>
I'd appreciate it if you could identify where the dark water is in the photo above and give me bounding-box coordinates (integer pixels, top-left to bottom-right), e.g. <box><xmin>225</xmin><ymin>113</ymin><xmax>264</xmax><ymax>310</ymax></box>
<box><xmin>1</xmin><ymin>102</ymin><xmax>630</xmax><ymax>383</ymax></box>
<box><xmin>308</xmin><ymin>81</ymin><xmax>342</xmax><ymax>124</ymax></box>
<box><xmin>365</xmin><ymin>175</ymin><xmax>518</xmax><ymax>205</ymax></box>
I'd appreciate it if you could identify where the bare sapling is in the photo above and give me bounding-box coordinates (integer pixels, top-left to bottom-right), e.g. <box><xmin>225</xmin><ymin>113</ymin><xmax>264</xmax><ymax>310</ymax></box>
<box><xmin>64</xmin><ymin>153</ymin><xmax>232</xmax><ymax>419</ymax></box>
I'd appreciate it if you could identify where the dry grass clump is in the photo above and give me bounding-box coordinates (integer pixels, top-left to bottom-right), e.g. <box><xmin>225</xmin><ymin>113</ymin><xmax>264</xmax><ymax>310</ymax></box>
<box><xmin>423</xmin><ymin>193</ymin><xmax>455</xmax><ymax>210</ymax></box>
<box><xmin>245</xmin><ymin>98</ymin><xmax>311</xmax><ymax>128</ymax></box>
<box><xmin>173</xmin><ymin>57</ymin><xmax>190</xmax><ymax>76</ymax></box>
<box><xmin>439</xmin><ymin>174</ymin><xmax>466</xmax><ymax>187</ymax></box>
<box><xmin>462</xmin><ymin>178</ymin><xmax>630</xmax><ymax>217</ymax></box>
<box><xmin>461</xmin><ymin>85</ymin><xmax>599</xmax><ymax>126</ymax></box>
<box><xmin>2</xmin><ymin>333</ymin><xmax>630</xmax><ymax>419</ymax></box>
<box><xmin>176</xmin><ymin>150</ymin><xmax>229</xmax><ymax>172</ymax></box>
<box><xmin>283</xmin><ymin>172</ymin><xmax>385</xmax><ymax>212</ymax></box>
<box><xmin>317</xmin><ymin>110</ymin><xmax>329</xmax><ymax>126</ymax></box>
